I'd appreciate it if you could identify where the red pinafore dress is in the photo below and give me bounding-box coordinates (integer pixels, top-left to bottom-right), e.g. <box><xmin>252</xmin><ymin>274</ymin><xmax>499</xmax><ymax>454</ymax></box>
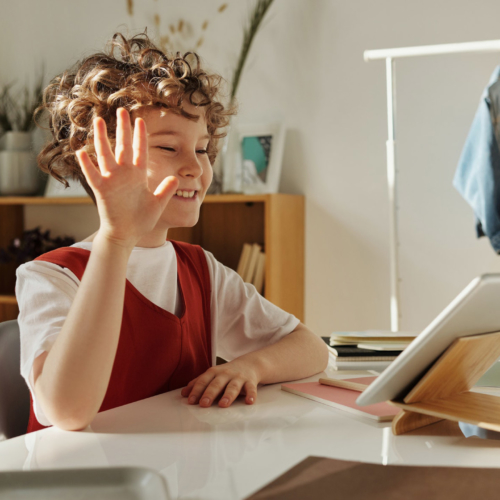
<box><xmin>26</xmin><ymin>240</ymin><xmax>212</xmax><ymax>433</ymax></box>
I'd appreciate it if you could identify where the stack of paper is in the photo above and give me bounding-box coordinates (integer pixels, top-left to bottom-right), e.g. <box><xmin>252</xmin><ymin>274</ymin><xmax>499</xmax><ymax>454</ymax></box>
<box><xmin>324</xmin><ymin>330</ymin><xmax>417</xmax><ymax>371</ymax></box>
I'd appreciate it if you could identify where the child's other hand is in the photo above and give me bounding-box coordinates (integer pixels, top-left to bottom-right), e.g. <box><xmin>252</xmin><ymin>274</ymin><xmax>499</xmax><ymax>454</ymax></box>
<box><xmin>181</xmin><ymin>359</ymin><xmax>260</xmax><ymax>408</ymax></box>
<box><xmin>76</xmin><ymin>108</ymin><xmax>179</xmax><ymax>249</ymax></box>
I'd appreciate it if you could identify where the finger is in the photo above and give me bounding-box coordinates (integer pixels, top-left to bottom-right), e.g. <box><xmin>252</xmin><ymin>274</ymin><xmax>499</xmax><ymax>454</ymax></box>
<box><xmin>132</xmin><ymin>117</ymin><xmax>148</xmax><ymax>168</ymax></box>
<box><xmin>115</xmin><ymin>108</ymin><xmax>134</xmax><ymax>166</ymax></box>
<box><xmin>198</xmin><ymin>374</ymin><xmax>233</xmax><ymax>407</ymax></box>
<box><xmin>154</xmin><ymin>175</ymin><xmax>179</xmax><ymax>208</ymax></box>
<box><xmin>76</xmin><ymin>150</ymin><xmax>102</xmax><ymax>190</ymax></box>
<box><xmin>219</xmin><ymin>378</ymin><xmax>245</xmax><ymax>408</ymax></box>
<box><xmin>181</xmin><ymin>378</ymin><xmax>198</xmax><ymax>398</ymax></box>
<box><xmin>93</xmin><ymin>117</ymin><xmax>117</xmax><ymax>174</ymax></box>
<box><xmin>187</xmin><ymin>370</ymin><xmax>218</xmax><ymax>405</ymax></box>
<box><xmin>243</xmin><ymin>381</ymin><xmax>257</xmax><ymax>405</ymax></box>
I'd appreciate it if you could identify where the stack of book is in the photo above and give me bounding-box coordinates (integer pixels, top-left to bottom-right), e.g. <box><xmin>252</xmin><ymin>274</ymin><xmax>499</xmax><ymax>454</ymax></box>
<box><xmin>323</xmin><ymin>330</ymin><xmax>417</xmax><ymax>371</ymax></box>
<box><xmin>236</xmin><ymin>243</ymin><xmax>266</xmax><ymax>294</ymax></box>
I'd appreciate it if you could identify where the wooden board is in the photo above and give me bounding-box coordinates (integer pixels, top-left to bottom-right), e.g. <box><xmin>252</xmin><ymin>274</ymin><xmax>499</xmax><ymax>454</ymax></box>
<box><xmin>392</xmin><ymin>410</ymin><xmax>444</xmax><ymax>435</ymax></box>
<box><xmin>0</xmin><ymin>301</ymin><xmax>19</xmax><ymax>322</ymax></box>
<box><xmin>0</xmin><ymin>194</ymin><xmax>271</xmax><ymax>205</ymax></box>
<box><xmin>404</xmin><ymin>331</ymin><xmax>500</xmax><ymax>404</ymax></box>
<box><xmin>0</xmin><ymin>205</ymin><xmax>23</xmax><ymax>296</ymax></box>
<box><xmin>392</xmin><ymin>391</ymin><xmax>500</xmax><ymax>432</ymax></box>
<box><xmin>266</xmin><ymin>195</ymin><xmax>305</xmax><ymax>320</ymax></box>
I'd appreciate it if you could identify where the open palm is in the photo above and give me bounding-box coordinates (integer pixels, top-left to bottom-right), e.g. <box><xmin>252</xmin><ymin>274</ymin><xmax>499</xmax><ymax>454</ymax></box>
<box><xmin>76</xmin><ymin>108</ymin><xmax>179</xmax><ymax>248</ymax></box>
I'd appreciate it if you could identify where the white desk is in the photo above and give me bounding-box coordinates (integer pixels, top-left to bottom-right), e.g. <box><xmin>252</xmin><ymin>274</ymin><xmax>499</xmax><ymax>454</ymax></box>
<box><xmin>1</xmin><ymin>369</ymin><xmax>500</xmax><ymax>500</ymax></box>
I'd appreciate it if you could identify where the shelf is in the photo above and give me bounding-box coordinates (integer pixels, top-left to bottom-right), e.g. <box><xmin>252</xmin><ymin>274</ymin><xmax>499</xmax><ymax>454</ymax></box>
<box><xmin>0</xmin><ymin>194</ymin><xmax>281</xmax><ymax>205</ymax></box>
<box><xmin>0</xmin><ymin>196</ymin><xmax>93</xmax><ymax>205</ymax></box>
<box><xmin>0</xmin><ymin>193</ymin><xmax>305</xmax><ymax>322</ymax></box>
<box><xmin>0</xmin><ymin>295</ymin><xmax>17</xmax><ymax>305</ymax></box>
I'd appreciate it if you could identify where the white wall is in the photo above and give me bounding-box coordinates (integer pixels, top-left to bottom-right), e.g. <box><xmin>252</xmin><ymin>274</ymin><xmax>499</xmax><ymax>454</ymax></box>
<box><xmin>3</xmin><ymin>0</ymin><xmax>500</xmax><ymax>336</ymax></box>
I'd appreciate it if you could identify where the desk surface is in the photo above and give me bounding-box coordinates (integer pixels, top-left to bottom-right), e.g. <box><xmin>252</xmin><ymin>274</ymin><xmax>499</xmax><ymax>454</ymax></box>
<box><xmin>1</xmin><ymin>369</ymin><xmax>500</xmax><ymax>500</ymax></box>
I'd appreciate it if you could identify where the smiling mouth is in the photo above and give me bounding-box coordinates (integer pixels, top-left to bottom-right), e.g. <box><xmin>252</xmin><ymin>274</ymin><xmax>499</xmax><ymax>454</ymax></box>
<box><xmin>174</xmin><ymin>190</ymin><xmax>198</xmax><ymax>200</ymax></box>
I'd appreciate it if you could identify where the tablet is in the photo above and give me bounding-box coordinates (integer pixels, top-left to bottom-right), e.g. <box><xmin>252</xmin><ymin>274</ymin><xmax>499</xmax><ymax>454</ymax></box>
<box><xmin>357</xmin><ymin>274</ymin><xmax>500</xmax><ymax>406</ymax></box>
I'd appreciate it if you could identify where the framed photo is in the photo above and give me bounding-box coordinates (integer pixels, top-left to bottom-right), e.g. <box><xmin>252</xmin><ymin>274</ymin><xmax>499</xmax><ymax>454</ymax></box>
<box><xmin>223</xmin><ymin>122</ymin><xmax>286</xmax><ymax>194</ymax></box>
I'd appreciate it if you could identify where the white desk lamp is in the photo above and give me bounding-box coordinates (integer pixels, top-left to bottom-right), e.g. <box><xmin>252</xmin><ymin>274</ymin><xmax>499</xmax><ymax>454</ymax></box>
<box><xmin>364</xmin><ymin>39</ymin><xmax>500</xmax><ymax>332</ymax></box>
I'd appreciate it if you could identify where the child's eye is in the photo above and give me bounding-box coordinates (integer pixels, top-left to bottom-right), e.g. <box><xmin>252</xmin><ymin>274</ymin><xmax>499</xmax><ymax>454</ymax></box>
<box><xmin>159</xmin><ymin>147</ymin><xmax>176</xmax><ymax>152</ymax></box>
<box><xmin>197</xmin><ymin>149</ymin><xmax>208</xmax><ymax>155</ymax></box>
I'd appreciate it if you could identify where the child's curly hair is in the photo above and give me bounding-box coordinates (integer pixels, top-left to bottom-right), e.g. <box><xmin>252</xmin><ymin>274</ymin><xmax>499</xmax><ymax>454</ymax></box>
<box><xmin>35</xmin><ymin>31</ymin><xmax>236</xmax><ymax>205</ymax></box>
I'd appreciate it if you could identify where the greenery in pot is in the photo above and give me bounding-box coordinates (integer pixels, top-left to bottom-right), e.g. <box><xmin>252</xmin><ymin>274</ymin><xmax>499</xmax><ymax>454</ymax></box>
<box><xmin>0</xmin><ymin>227</ymin><xmax>75</xmax><ymax>265</ymax></box>
<box><xmin>0</xmin><ymin>68</ymin><xmax>44</xmax><ymax>134</ymax></box>
<box><xmin>229</xmin><ymin>0</ymin><xmax>274</xmax><ymax>105</ymax></box>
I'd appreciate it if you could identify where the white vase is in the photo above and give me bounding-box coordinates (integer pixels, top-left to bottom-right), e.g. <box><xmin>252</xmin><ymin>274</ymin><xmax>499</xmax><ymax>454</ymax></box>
<box><xmin>0</xmin><ymin>131</ymin><xmax>32</xmax><ymax>151</ymax></box>
<box><xmin>0</xmin><ymin>131</ymin><xmax>39</xmax><ymax>195</ymax></box>
<box><xmin>221</xmin><ymin>122</ymin><xmax>243</xmax><ymax>194</ymax></box>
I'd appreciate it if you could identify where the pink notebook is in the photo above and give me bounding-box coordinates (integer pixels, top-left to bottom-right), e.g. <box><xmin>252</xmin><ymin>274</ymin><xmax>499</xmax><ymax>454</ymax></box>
<box><xmin>281</xmin><ymin>377</ymin><xmax>400</xmax><ymax>422</ymax></box>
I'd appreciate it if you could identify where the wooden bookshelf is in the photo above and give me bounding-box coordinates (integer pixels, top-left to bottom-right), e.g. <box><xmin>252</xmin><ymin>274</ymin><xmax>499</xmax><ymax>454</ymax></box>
<box><xmin>0</xmin><ymin>194</ymin><xmax>304</xmax><ymax>323</ymax></box>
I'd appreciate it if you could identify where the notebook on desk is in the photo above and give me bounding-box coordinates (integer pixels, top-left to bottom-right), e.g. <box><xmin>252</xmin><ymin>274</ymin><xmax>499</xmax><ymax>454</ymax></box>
<box><xmin>281</xmin><ymin>377</ymin><xmax>399</xmax><ymax>422</ymax></box>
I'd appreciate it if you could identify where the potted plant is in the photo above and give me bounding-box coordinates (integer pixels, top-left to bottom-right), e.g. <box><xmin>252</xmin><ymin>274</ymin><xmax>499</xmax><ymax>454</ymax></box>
<box><xmin>219</xmin><ymin>0</ymin><xmax>275</xmax><ymax>194</ymax></box>
<box><xmin>0</xmin><ymin>70</ymin><xmax>44</xmax><ymax>195</ymax></box>
<box><xmin>128</xmin><ymin>0</ymin><xmax>275</xmax><ymax>194</ymax></box>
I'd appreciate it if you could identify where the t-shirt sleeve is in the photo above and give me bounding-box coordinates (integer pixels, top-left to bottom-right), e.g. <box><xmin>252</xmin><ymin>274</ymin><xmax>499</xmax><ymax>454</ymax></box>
<box><xmin>16</xmin><ymin>260</ymin><xmax>80</xmax><ymax>427</ymax></box>
<box><xmin>203</xmin><ymin>249</ymin><xmax>300</xmax><ymax>362</ymax></box>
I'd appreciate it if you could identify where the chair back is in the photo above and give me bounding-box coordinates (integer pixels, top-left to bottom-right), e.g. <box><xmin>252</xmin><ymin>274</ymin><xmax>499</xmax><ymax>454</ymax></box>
<box><xmin>0</xmin><ymin>320</ymin><xmax>30</xmax><ymax>440</ymax></box>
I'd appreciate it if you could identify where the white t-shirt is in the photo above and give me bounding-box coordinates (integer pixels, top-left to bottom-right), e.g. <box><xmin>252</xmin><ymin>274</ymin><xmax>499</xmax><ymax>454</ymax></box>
<box><xmin>16</xmin><ymin>241</ymin><xmax>300</xmax><ymax>426</ymax></box>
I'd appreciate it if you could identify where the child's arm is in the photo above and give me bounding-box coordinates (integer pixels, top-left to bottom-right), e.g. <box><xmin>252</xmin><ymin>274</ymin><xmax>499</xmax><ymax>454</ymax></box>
<box><xmin>32</xmin><ymin>109</ymin><xmax>179</xmax><ymax>431</ymax></box>
<box><xmin>181</xmin><ymin>322</ymin><xmax>329</xmax><ymax>408</ymax></box>
<box><xmin>32</xmin><ymin>235</ymin><xmax>132</xmax><ymax>430</ymax></box>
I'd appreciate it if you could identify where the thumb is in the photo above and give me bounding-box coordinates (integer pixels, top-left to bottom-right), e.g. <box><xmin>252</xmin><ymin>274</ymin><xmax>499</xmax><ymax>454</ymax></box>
<box><xmin>154</xmin><ymin>176</ymin><xmax>179</xmax><ymax>207</ymax></box>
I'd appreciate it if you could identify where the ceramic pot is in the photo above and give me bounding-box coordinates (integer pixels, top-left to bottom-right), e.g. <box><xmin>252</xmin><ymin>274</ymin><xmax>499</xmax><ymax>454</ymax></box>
<box><xmin>220</xmin><ymin>122</ymin><xmax>243</xmax><ymax>194</ymax></box>
<box><xmin>0</xmin><ymin>131</ymin><xmax>39</xmax><ymax>195</ymax></box>
<box><xmin>0</xmin><ymin>131</ymin><xmax>32</xmax><ymax>151</ymax></box>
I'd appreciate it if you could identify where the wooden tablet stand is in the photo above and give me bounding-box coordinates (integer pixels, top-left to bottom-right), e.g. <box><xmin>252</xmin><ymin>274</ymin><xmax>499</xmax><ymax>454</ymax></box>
<box><xmin>390</xmin><ymin>331</ymin><xmax>500</xmax><ymax>435</ymax></box>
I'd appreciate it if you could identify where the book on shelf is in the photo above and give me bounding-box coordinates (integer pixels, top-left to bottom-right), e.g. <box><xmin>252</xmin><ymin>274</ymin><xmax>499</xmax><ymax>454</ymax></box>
<box><xmin>243</xmin><ymin>243</ymin><xmax>262</xmax><ymax>283</ymax></box>
<box><xmin>236</xmin><ymin>242</ymin><xmax>266</xmax><ymax>293</ymax></box>
<box><xmin>236</xmin><ymin>243</ymin><xmax>253</xmax><ymax>278</ymax></box>
<box><xmin>252</xmin><ymin>252</ymin><xmax>266</xmax><ymax>294</ymax></box>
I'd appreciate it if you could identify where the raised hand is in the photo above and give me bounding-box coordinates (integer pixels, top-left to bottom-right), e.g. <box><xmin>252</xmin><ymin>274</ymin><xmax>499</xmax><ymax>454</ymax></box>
<box><xmin>76</xmin><ymin>108</ymin><xmax>179</xmax><ymax>249</ymax></box>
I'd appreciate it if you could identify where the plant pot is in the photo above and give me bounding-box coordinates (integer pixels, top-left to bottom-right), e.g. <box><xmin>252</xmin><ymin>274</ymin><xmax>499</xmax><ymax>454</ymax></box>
<box><xmin>0</xmin><ymin>151</ymin><xmax>39</xmax><ymax>195</ymax></box>
<box><xmin>0</xmin><ymin>131</ymin><xmax>32</xmax><ymax>151</ymax></box>
<box><xmin>221</xmin><ymin>122</ymin><xmax>243</xmax><ymax>194</ymax></box>
<box><xmin>0</xmin><ymin>131</ymin><xmax>40</xmax><ymax>195</ymax></box>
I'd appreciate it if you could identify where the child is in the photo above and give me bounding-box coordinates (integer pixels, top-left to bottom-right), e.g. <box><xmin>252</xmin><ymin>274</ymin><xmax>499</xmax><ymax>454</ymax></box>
<box><xmin>16</xmin><ymin>32</ymin><xmax>328</xmax><ymax>433</ymax></box>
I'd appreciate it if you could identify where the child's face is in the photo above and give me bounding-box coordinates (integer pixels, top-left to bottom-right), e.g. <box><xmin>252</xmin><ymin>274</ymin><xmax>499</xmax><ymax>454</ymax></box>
<box><xmin>132</xmin><ymin>102</ymin><xmax>213</xmax><ymax>229</ymax></box>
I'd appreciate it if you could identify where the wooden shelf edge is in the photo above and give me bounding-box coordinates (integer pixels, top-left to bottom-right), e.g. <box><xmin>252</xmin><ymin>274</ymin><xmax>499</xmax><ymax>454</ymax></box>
<box><xmin>0</xmin><ymin>193</ymin><xmax>303</xmax><ymax>206</ymax></box>
<box><xmin>0</xmin><ymin>295</ymin><xmax>17</xmax><ymax>305</ymax></box>
<box><xmin>0</xmin><ymin>196</ymin><xmax>93</xmax><ymax>205</ymax></box>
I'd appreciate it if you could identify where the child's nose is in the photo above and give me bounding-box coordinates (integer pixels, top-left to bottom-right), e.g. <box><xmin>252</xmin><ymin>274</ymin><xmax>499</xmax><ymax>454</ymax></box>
<box><xmin>179</xmin><ymin>154</ymin><xmax>203</xmax><ymax>178</ymax></box>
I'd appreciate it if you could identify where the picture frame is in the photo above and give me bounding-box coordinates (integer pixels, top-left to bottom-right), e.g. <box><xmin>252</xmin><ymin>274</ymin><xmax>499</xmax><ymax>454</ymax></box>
<box><xmin>223</xmin><ymin>122</ymin><xmax>286</xmax><ymax>194</ymax></box>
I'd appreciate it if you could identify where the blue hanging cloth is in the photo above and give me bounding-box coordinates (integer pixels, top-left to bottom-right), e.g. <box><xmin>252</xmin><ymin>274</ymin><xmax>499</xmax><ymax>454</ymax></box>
<box><xmin>453</xmin><ymin>66</ymin><xmax>500</xmax><ymax>253</ymax></box>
